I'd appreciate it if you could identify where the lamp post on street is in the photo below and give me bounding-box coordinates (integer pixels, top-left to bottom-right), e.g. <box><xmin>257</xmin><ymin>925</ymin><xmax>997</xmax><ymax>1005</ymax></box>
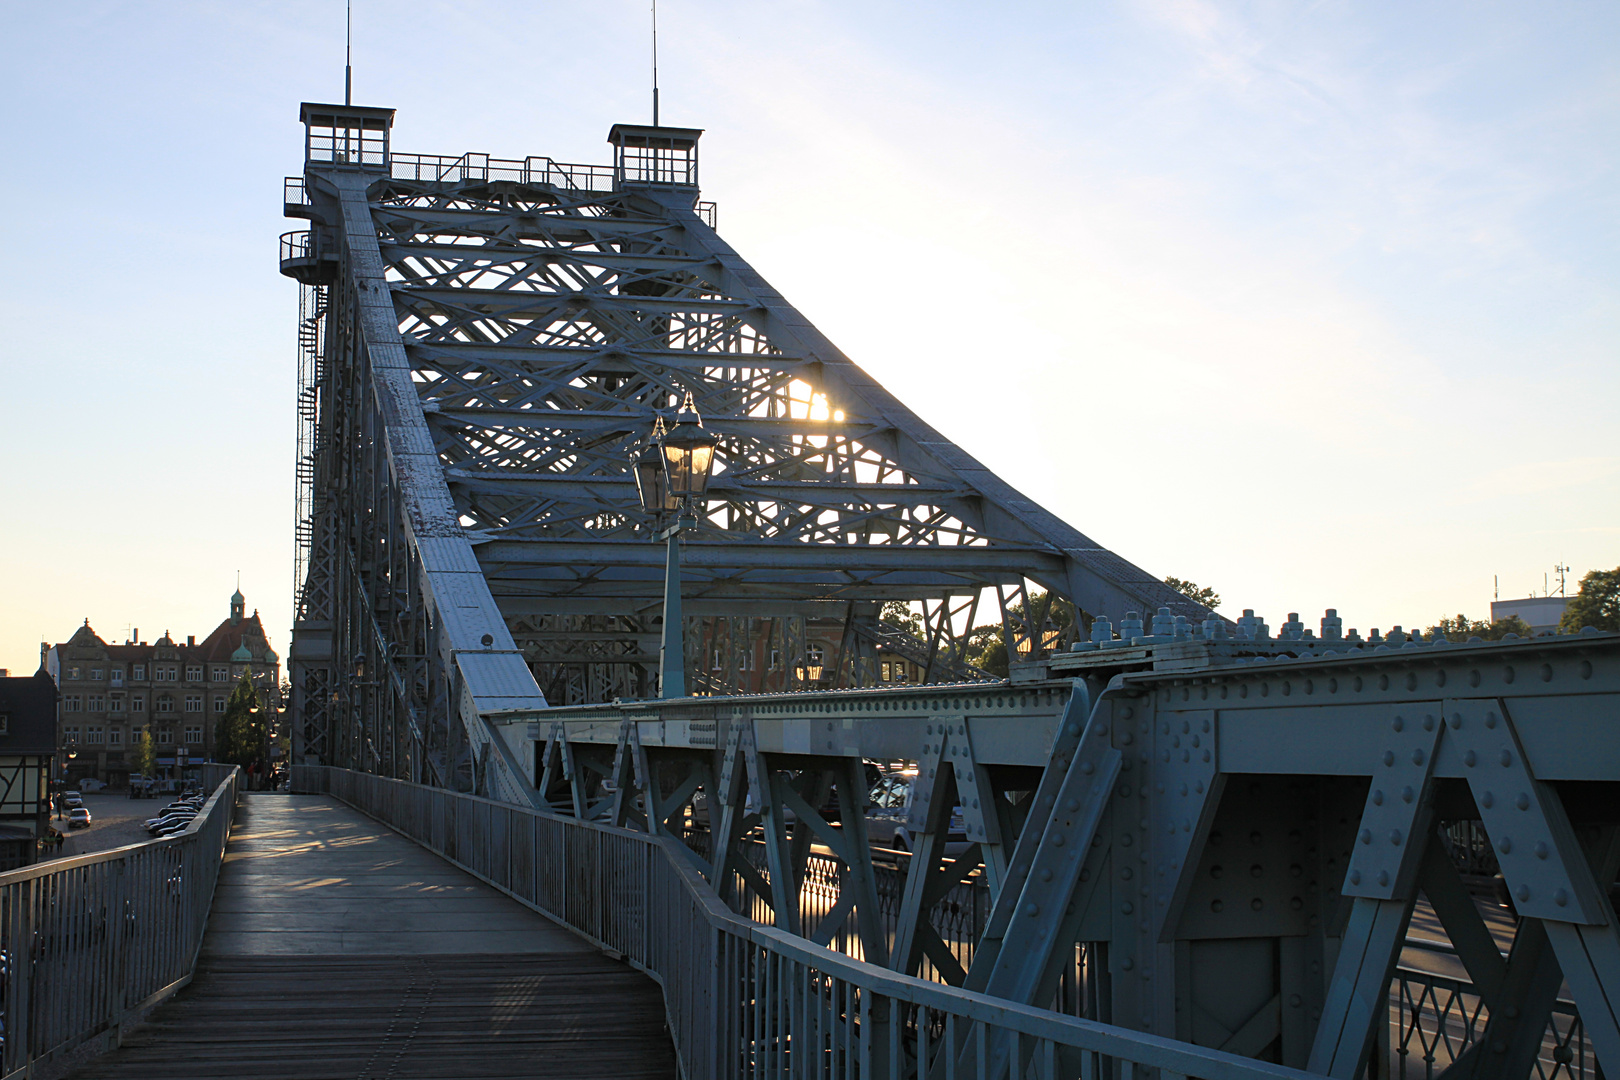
<box><xmin>633</xmin><ymin>392</ymin><xmax>718</xmax><ymax>698</ymax></box>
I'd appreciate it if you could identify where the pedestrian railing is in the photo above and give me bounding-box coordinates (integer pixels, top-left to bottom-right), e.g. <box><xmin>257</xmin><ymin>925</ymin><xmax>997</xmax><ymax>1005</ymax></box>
<box><xmin>1390</xmin><ymin>967</ymin><xmax>1589</xmax><ymax>1080</ymax></box>
<box><xmin>292</xmin><ymin>764</ymin><xmax>1322</xmax><ymax>1080</ymax></box>
<box><xmin>0</xmin><ymin>768</ymin><xmax>239</xmax><ymax>1079</ymax></box>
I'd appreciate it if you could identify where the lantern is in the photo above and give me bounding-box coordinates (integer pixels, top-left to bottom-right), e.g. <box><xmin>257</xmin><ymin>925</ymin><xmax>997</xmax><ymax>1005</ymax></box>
<box><xmin>660</xmin><ymin>392</ymin><xmax>718</xmax><ymax>502</ymax></box>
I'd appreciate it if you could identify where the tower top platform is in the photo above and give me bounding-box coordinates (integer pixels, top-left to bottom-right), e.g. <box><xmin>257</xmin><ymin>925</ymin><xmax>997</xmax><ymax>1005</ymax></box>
<box><xmin>299</xmin><ymin>102</ymin><xmax>395</xmax><ymax>168</ymax></box>
<box><xmin>607</xmin><ymin>123</ymin><xmax>704</xmax><ymax>187</ymax></box>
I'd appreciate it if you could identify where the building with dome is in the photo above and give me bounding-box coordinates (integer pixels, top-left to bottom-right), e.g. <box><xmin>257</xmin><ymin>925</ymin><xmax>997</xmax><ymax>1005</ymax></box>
<box><xmin>43</xmin><ymin>589</ymin><xmax>281</xmax><ymax>787</ymax></box>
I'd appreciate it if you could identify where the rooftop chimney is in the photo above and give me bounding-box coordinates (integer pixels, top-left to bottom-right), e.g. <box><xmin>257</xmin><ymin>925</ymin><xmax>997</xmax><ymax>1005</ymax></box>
<box><xmin>187</xmin><ymin>635</ymin><xmax>196</xmax><ymax>647</ymax></box>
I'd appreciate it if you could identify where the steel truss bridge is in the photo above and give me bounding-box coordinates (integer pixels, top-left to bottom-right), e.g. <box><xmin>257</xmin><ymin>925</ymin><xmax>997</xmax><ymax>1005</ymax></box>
<box><xmin>276</xmin><ymin>102</ymin><xmax>1620</xmax><ymax>1080</ymax></box>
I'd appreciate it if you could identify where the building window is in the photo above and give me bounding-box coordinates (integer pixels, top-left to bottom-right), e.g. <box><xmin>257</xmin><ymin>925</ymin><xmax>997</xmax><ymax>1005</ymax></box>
<box><xmin>186</xmin><ymin>665</ymin><xmax>202</xmax><ymax>682</ymax></box>
<box><xmin>157</xmin><ymin>729</ymin><xmax>173</xmax><ymax>745</ymax></box>
<box><xmin>770</xmin><ymin>649</ymin><xmax>782</xmax><ymax>670</ymax></box>
<box><xmin>87</xmin><ymin>727</ymin><xmax>105</xmax><ymax>744</ymax></box>
<box><xmin>213</xmin><ymin>696</ymin><xmax>226</xmax><ymax>714</ymax></box>
<box><xmin>184</xmin><ymin>695</ymin><xmax>202</xmax><ymax>713</ymax></box>
<box><xmin>133</xmin><ymin>664</ymin><xmax>145</xmax><ymax>680</ymax></box>
<box><xmin>880</xmin><ymin>661</ymin><xmax>892</xmax><ymax>682</ymax></box>
<box><xmin>64</xmin><ymin>726</ymin><xmax>80</xmax><ymax>743</ymax></box>
<box><xmin>159</xmin><ymin>666</ymin><xmax>177</xmax><ymax>681</ymax></box>
<box><xmin>110</xmin><ymin>669</ymin><xmax>123</xmax><ymax>687</ymax></box>
<box><xmin>157</xmin><ymin>695</ymin><xmax>173</xmax><ymax>713</ymax></box>
<box><xmin>109</xmin><ymin>695</ymin><xmax>124</xmax><ymax>713</ymax></box>
<box><xmin>711</xmin><ymin>649</ymin><xmax>723</xmax><ymax>671</ymax></box>
<box><xmin>89</xmin><ymin>694</ymin><xmax>106</xmax><ymax>712</ymax></box>
<box><xmin>69</xmin><ymin>665</ymin><xmax>81</xmax><ymax>680</ymax></box>
<box><xmin>108</xmin><ymin>727</ymin><xmax>123</xmax><ymax>746</ymax></box>
<box><xmin>91</xmin><ymin>668</ymin><xmax>104</xmax><ymax>681</ymax></box>
<box><xmin>0</xmin><ymin>713</ymin><xmax>7</xmax><ymax>735</ymax></box>
<box><xmin>131</xmin><ymin>694</ymin><xmax>145</xmax><ymax>712</ymax></box>
<box><xmin>212</xmin><ymin>666</ymin><xmax>229</xmax><ymax>682</ymax></box>
<box><xmin>184</xmin><ymin>725</ymin><xmax>203</xmax><ymax>744</ymax></box>
<box><xmin>130</xmin><ymin>725</ymin><xmax>144</xmax><ymax>740</ymax></box>
<box><xmin>64</xmin><ymin>695</ymin><xmax>82</xmax><ymax>712</ymax></box>
<box><xmin>739</xmin><ymin>651</ymin><xmax>755</xmax><ymax>671</ymax></box>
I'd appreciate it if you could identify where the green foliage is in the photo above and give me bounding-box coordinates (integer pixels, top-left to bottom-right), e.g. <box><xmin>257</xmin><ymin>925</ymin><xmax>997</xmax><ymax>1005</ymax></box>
<box><xmin>213</xmin><ymin>674</ymin><xmax>267</xmax><ymax>769</ymax></box>
<box><xmin>879</xmin><ymin>601</ymin><xmax>925</xmax><ymax>642</ymax></box>
<box><xmin>1559</xmin><ymin>567</ymin><xmax>1620</xmax><ymax>633</ymax></box>
<box><xmin>963</xmin><ymin>624</ymin><xmax>1008</xmax><ymax>677</ymax></box>
<box><xmin>1164</xmin><ymin>576</ymin><xmax>1220</xmax><ymax>610</ymax></box>
<box><xmin>130</xmin><ymin>729</ymin><xmax>157</xmax><ymax>779</ymax></box>
<box><xmin>1428</xmin><ymin>613</ymin><xmax>1534</xmax><ymax>642</ymax></box>
<box><xmin>961</xmin><ymin>591</ymin><xmax>1078</xmax><ymax>677</ymax></box>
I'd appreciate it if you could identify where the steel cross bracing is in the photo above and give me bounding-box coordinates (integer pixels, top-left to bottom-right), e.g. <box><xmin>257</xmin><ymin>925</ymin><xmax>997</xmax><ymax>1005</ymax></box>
<box><xmin>508</xmin><ymin>630</ymin><xmax>1620</xmax><ymax>1080</ymax></box>
<box><xmin>283</xmin><ymin>102</ymin><xmax>1209</xmax><ymax>770</ymax></box>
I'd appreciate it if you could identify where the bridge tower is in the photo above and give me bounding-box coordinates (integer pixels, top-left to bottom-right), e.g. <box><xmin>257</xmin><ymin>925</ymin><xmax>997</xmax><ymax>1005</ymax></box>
<box><xmin>281</xmin><ymin>102</ymin><xmax>1208</xmax><ymax>798</ymax></box>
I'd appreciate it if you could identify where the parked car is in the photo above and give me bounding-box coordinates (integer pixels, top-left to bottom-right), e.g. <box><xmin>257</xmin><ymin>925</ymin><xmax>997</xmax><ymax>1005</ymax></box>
<box><xmin>864</xmin><ymin>772</ymin><xmax>969</xmax><ymax>858</ymax></box>
<box><xmin>154</xmin><ymin>818</ymin><xmax>195</xmax><ymax>837</ymax></box>
<box><xmin>146</xmin><ymin>812</ymin><xmax>196</xmax><ymax>835</ymax></box>
<box><xmin>67</xmin><ymin>807</ymin><xmax>92</xmax><ymax>829</ymax></box>
<box><xmin>62</xmin><ymin>792</ymin><xmax>85</xmax><ymax>811</ymax></box>
<box><xmin>78</xmin><ymin>778</ymin><xmax>107</xmax><ymax>792</ymax></box>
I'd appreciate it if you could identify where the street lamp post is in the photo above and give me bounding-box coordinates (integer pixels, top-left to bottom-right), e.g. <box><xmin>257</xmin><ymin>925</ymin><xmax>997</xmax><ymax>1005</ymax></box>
<box><xmin>633</xmin><ymin>392</ymin><xmax>718</xmax><ymax>698</ymax></box>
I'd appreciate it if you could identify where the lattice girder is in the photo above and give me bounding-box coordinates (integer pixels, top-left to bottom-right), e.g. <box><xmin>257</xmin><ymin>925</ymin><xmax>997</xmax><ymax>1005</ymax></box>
<box><xmin>289</xmin><ymin>105</ymin><xmax>1214</xmax><ymax>750</ymax></box>
<box><xmin>358</xmin><ymin>173</ymin><xmax>1205</xmax><ymax>639</ymax></box>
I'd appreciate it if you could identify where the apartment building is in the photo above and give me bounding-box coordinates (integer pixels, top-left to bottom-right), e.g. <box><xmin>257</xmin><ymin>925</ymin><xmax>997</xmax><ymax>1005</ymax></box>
<box><xmin>44</xmin><ymin>589</ymin><xmax>281</xmax><ymax>786</ymax></box>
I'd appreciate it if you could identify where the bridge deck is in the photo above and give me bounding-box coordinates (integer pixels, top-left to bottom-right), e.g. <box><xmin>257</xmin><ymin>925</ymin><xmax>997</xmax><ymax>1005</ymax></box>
<box><xmin>69</xmin><ymin>794</ymin><xmax>677</xmax><ymax>1079</ymax></box>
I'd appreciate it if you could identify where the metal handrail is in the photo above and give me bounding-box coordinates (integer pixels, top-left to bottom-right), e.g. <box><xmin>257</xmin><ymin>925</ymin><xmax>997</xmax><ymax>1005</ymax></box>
<box><xmin>386</xmin><ymin>152</ymin><xmax>617</xmax><ymax>192</ymax></box>
<box><xmin>0</xmin><ymin>767</ymin><xmax>240</xmax><ymax>1078</ymax></box>
<box><xmin>1390</xmin><ymin>967</ymin><xmax>1588</xmax><ymax>1080</ymax></box>
<box><xmin>279</xmin><ymin>230</ymin><xmax>312</xmax><ymax>263</ymax></box>
<box><xmin>292</xmin><ymin>764</ymin><xmax>1321</xmax><ymax>1080</ymax></box>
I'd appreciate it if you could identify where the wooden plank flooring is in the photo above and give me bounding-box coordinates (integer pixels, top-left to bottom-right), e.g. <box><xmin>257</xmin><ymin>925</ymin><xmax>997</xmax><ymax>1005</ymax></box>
<box><xmin>69</xmin><ymin>954</ymin><xmax>676</xmax><ymax>1079</ymax></box>
<box><xmin>67</xmin><ymin>795</ymin><xmax>677</xmax><ymax>1079</ymax></box>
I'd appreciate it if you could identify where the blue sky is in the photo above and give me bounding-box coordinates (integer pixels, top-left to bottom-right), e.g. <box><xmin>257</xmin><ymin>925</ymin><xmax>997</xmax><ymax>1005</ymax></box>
<box><xmin>0</xmin><ymin>1</ymin><xmax>1615</xmax><ymax>671</ymax></box>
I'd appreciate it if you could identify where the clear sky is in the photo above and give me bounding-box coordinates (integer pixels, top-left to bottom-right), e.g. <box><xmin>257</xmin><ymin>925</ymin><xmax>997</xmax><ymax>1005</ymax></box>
<box><xmin>1</xmin><ymin>1</ymin><xmax>1615</xmax><ymax>673</ymax></box>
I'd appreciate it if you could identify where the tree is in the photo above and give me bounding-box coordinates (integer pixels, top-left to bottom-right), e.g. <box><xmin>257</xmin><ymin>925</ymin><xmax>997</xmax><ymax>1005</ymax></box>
<box><xmin>961</xmin><ymin>591</ymin><xmax>1078</xmax><ymax>677</ymax></box>
<box><xmin>1164</xmin><ymin>576</ymin><xmax>1220</xmax><ymax>610</ymax></box>
<box><xmin>130</xmin><ymin>729</ymin><xmax>157</xmax><ymax>781</ymax></box>
<box><xmin>1429</xmin><ymin>613</ymin><xmax>1534</xmax><ymax>642</ymax></box>
<box><xmin>214</xmin><ymin>673</ymin><xmax>267</xmax><ymax>770</ymax></box>
<box><xmin>879</xmin><ymin>601</ymin><xmax>926</xmax><ymax>643</ymax></box>
<box><xmin>1559</xmin><ymin>567</ymin><xmax>1620</xmax><ymax>633</ymax></box>
<box><xmin>963</xmin><ymin>624</ymin><xmax>1009</xmax><ymax>677</ymax></box>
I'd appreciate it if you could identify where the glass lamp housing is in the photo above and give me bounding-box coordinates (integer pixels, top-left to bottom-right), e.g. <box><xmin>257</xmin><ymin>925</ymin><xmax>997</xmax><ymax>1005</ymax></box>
<box><xmin>661</xmin><ymin>402</ymin><xmax>718</xmax><ymax>500</ymax></box>
<box><xmin>633</xmin><ymin>438</ymin><xmax>674</xmax><ymax>512</ymax></box>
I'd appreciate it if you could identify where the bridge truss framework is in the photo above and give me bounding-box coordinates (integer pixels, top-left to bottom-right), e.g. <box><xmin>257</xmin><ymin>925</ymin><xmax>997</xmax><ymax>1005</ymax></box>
<box><xmin>279</xmin><ymin>101</ymin><xmax>1618</xmax><ymax>1080</ymax></box>
<box><xmin>281</xmin><ymin>102</ymin><xmax>1204</xmax><ymax>797</ymax></box>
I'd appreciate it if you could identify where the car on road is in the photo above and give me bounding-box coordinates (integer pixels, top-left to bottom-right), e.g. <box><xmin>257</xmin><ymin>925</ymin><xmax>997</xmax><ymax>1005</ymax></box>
<box><xmin>62</xmin><ymin>791</ymin><xmax>85</xmax><ymax>810</ymax></box>
<box><xmin>146</xmin><ymin>811</ymin><xmax>197</xmax><ymax>835</ymax></box>
<box><xmin>67</xmin><ymin>807</ymin><xmax>92</xmax><ymax>829</ymax></box>
<box><xmin>864</xmin><ymin>772</ymin><xmax>970</xmax><ymax>858</ymax></box>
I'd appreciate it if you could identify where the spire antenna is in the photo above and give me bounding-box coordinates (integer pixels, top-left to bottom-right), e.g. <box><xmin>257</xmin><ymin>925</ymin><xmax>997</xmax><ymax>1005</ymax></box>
<box><xmin>345</xmin><ymin>0</ymin><xmax>353</xmax><ymax>106</ymax></box>
<box><xmin>651</xmin><ymin>0</ymin><xmax>660</xmax><ymax>126</ymax></box>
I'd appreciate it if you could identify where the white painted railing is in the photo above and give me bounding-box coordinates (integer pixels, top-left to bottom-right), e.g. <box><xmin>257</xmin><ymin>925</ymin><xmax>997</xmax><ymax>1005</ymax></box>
<box><xmin>292</xmin><ymin>765</ymin><xmax>1321</xmax><ymax>1080</ymax></box>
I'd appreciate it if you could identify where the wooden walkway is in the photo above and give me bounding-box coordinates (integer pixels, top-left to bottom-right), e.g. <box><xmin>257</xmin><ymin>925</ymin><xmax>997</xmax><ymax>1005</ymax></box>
<box><xmin>70</xmin><ymin>794</ymin><xmax>676</xmax><ymax>1079</ymax></box>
